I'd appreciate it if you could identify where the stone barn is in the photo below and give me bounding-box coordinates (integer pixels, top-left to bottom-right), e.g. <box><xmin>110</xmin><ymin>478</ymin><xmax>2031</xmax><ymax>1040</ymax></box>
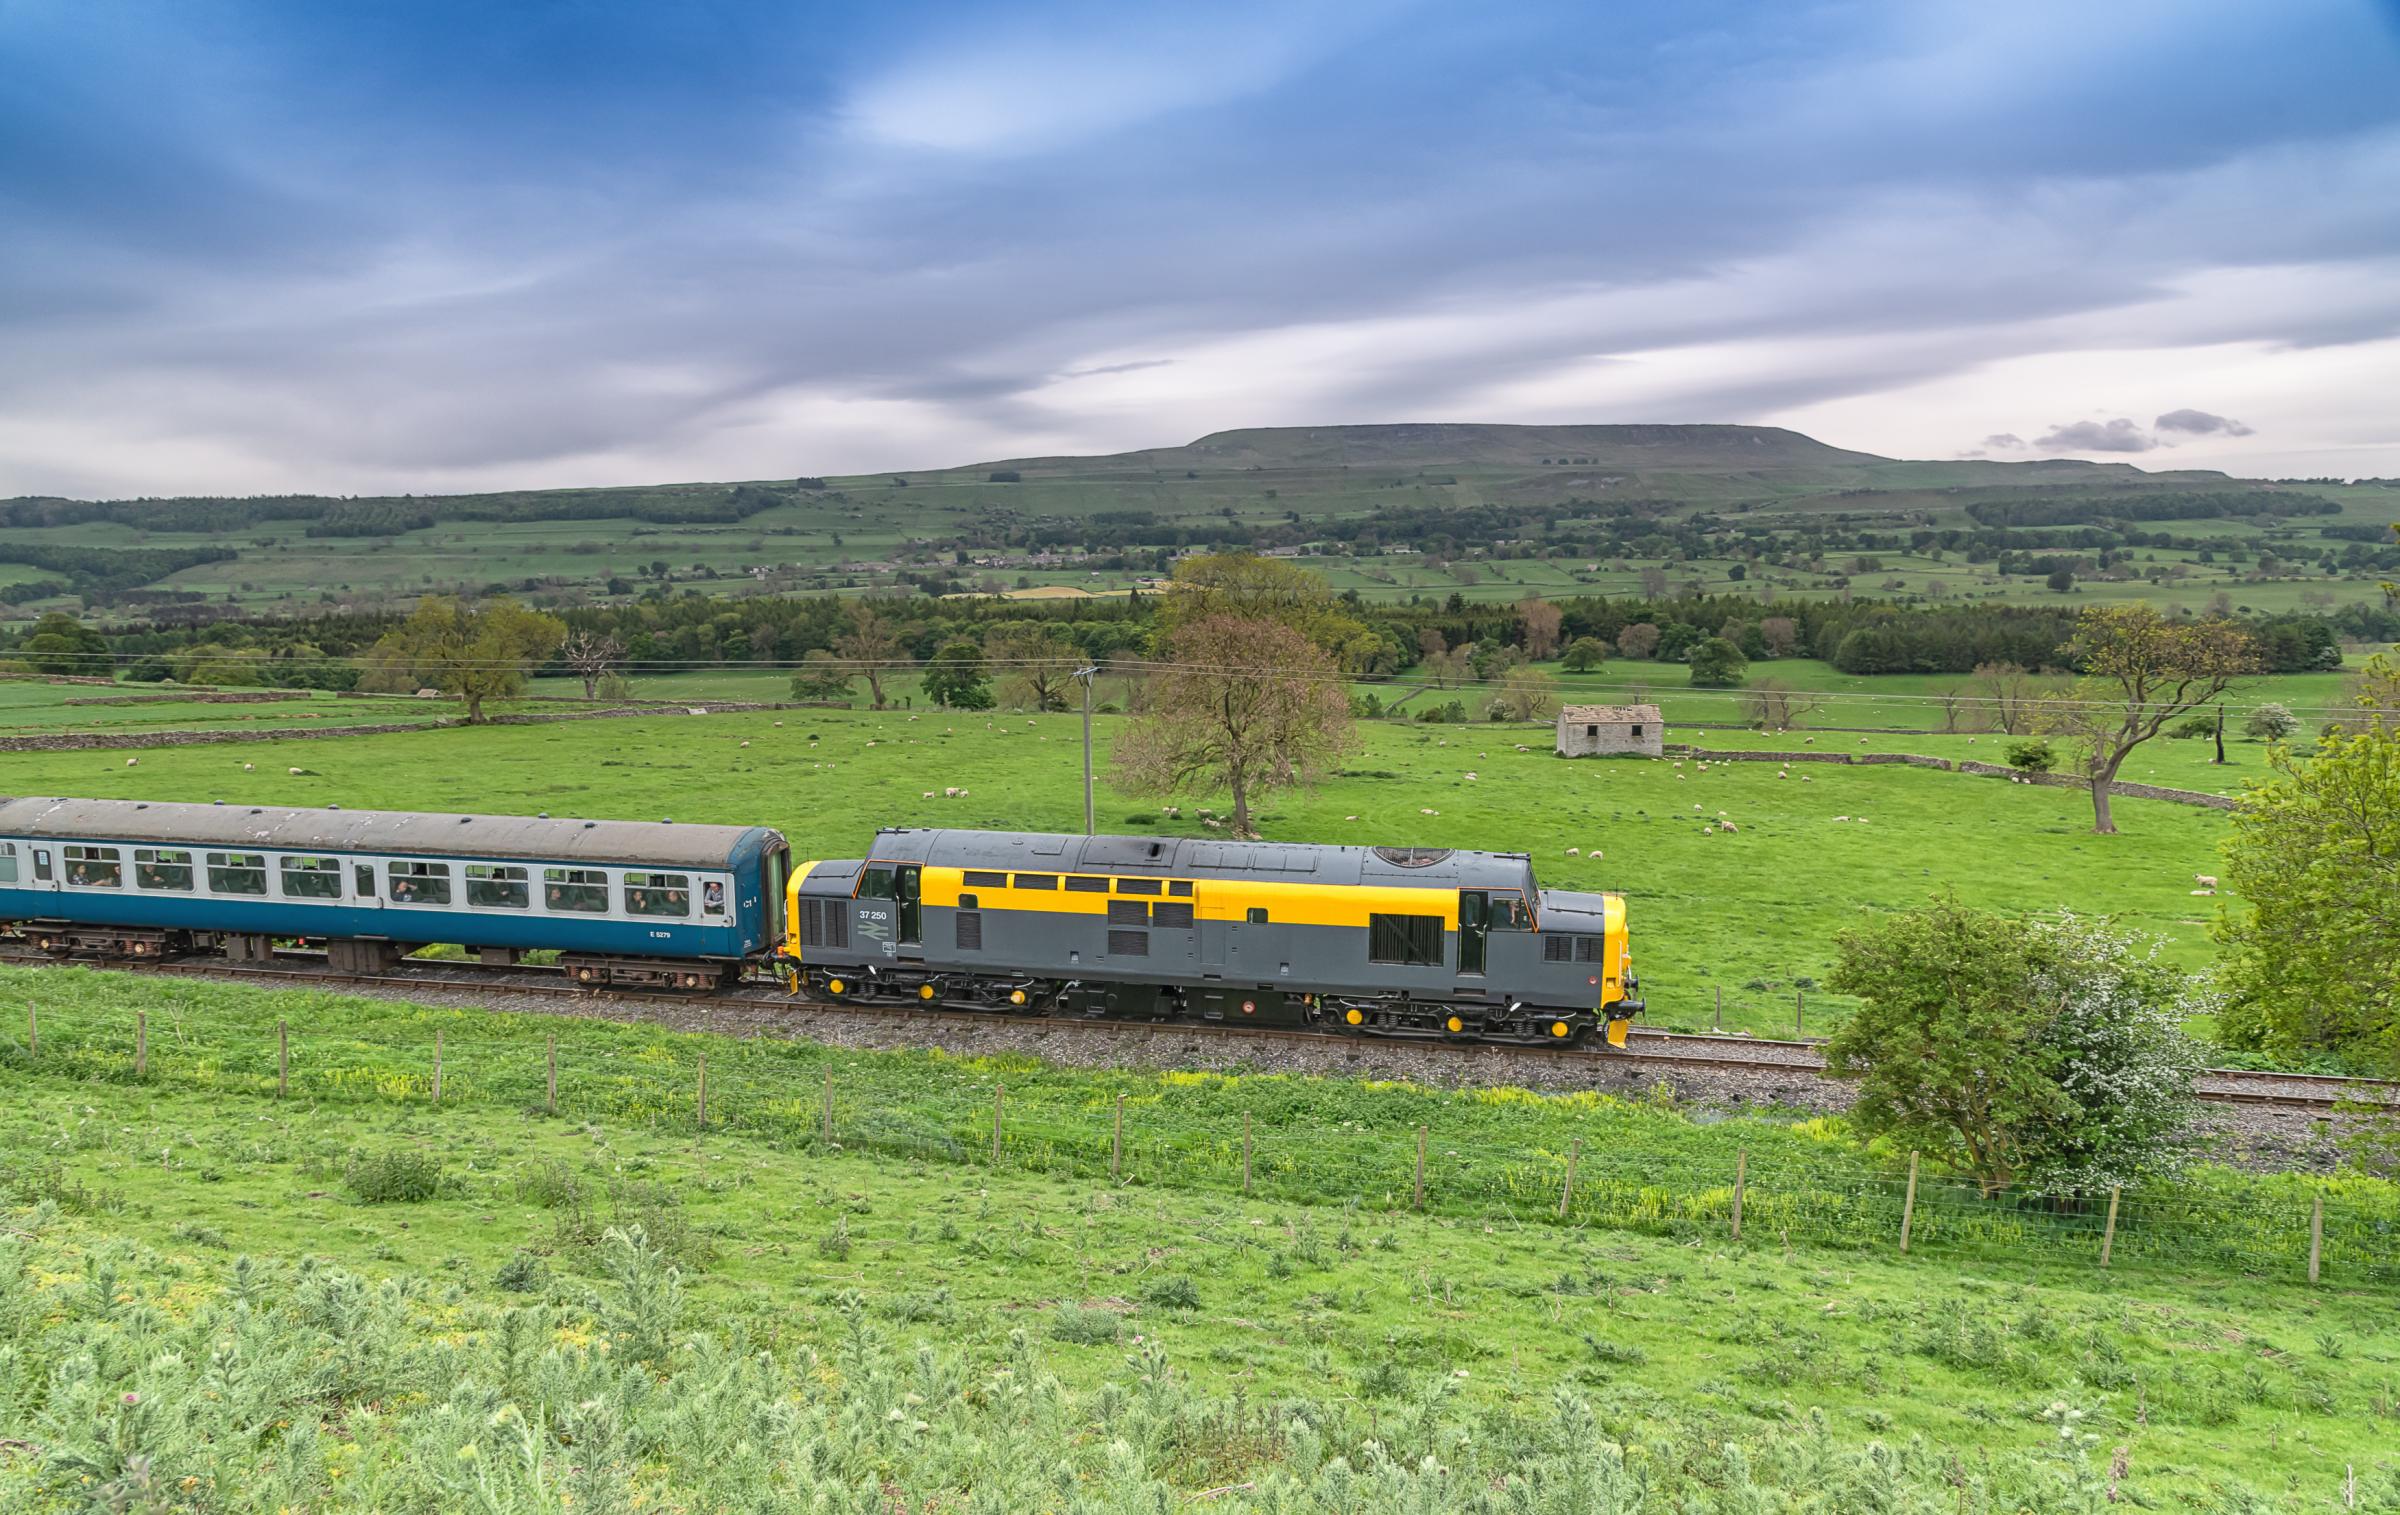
<box><xmin>1556</xmin><ymin>703</ymin><xmax>1663</xmax><ymax>758</ymax></box>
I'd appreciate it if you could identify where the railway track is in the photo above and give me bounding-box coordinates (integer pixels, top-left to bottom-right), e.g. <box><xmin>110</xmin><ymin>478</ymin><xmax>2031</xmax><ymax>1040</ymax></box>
<box><xmin>7</xmin><ymin>944</ymin><xmax>2390</xmax><ymax>1112</ymax></box>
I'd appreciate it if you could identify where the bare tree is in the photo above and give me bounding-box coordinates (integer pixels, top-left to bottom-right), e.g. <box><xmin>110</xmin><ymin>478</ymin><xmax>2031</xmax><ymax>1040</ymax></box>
<box><xmin>833</xmin><ymin>603</ymin><xmax>904</xmax><ymax>709</ymax></box>
<box><xmin>1490</xmin><ymin>664</ymin><xmax>1559</xmax><ymax>722</ymax></box>
<box><xmin>560</xmin><ymin>629</ymin><xmax>626</xmax><ymax>701</ymax></box>
<box><xmin>1740</xmin><ymin>679</ymin><xmax>1821</xmax><ymax>731</ymax></box>
<box><xmin>1516</xmin><ymin>596</ymin><xmax>1563</xmax><ymax>660</ymax></box>
<box><xmin>1934</xmin><ymin>684</ymin><xmax>1968</xmax><ymax>733</ymax></box>
<box><xmin>2045</xmin><ymin>607</ymin><xmax>2256</xmax><ymax>834</ymax></box>
<box><xmin>1758</xmin><ymin>616</ymin><xmax>1799</xmax><ymax>657</ymax></box>
<box><xmin>983</xmin><ymin>621</ymin><xmax>1082</xmax><ymax>711</ymax></box>
<box><xmin>1638</xmin><ymin>565</ymin><xmax>1668</xmax><ymax>599</ymax></box>
<box><xmin>1616</xmin><ymin>622</ymin><xmax>1662</xmax><ymax>660</ymax></box>
<box><xmin>1973</xmin><ymin>662</ymin><xmax>2042</xmax><ymax>735</ymax></box>
<box><xmin>1111</xmin><ymin>614</ymin><xmax>1356</xmax><ymax>839</ymax></box>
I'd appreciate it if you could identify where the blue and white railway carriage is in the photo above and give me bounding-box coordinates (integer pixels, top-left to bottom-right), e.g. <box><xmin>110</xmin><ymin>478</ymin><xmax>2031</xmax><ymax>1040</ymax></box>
<box><xmin>0</xmin><ymin>797</ymin><xmax>788</xmax><ymax>988</ymax></box>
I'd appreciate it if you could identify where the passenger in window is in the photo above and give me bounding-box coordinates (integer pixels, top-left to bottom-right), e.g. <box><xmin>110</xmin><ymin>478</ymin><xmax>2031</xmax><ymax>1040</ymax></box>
<box><xmin>546</xmin><ymin>884</ymin><xmax>562</xmax><ymax>909</ymax></box>
<box><xmin>69</xmin><ymin>863</ymin><xmax>88</xmax><ymax>885</ymax></box>
<box><xmin>704</xmin><ymin>882</ymin><xmax>724</xmax><ymax>912</ymax></box>
<box><xmin>392</xmin><ymin>878</ymin><xmax>415</xmax><ymax>903</ymax></box>
<box><xmin>667</xmin><ymin>887</ymin><xmax>689</xmax><ymax>913</ymax></box>
<box><xmin>626</xmin><ymin>886</ymin><xmax>649</xmax><ymax>913</ymax></box>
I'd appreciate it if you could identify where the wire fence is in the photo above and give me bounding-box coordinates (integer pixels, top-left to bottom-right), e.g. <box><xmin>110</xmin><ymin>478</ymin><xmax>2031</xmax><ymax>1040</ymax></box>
<box><xmin>10</xmin><ymin>1000</ymin><xmax>2396</xmax><ymax>1288</ymax></box>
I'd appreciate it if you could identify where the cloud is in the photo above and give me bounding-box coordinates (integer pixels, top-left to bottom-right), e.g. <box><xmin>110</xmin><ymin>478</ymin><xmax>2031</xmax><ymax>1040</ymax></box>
<box><xmin>2155</xmin><ymin>407</ymin><xmax>2254</xmax><ymax>436</ymax></box>
<box><xmin>1983</xmin><ymin>432</ymin><xmax>2026</xmax><ymax>448</ymax></box>
<box><xmin>2035</xmin><ymin>418</ymin><xmax>2158</xmax><ymax>453</ymax></box>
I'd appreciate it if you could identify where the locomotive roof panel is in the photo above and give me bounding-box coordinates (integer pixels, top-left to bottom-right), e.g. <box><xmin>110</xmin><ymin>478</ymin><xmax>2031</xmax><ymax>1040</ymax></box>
<box><xmin>0</xmin><ymin>797</ymin><xmax>778</xmax><ymax>870</ymax></box>
<box><xmin>870</xmin><ymin>828</ymin><xmax>1536</xmax><ymax>891</ymax></box>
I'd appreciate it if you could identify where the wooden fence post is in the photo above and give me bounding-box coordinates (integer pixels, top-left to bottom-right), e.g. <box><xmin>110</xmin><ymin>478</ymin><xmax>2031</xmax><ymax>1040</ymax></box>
<box><xmin>2100</xmin><ymin>1186</ymin><xmax>2120</xmax><ymax>1268</ymax></box>
<box><xmin>1713</xmin><ymin>985</ymin><xmax>1722</xmax><ymax>1033</ymax></box>
<box><xmin>821</xmin><ymin>1068</ymin><xmax>834</xmax><ymax>1143</ymax></box>
<box><xmin>1795</xmin><ymin>988</ymin><xmax>1804</xmax><ymax>1036</ymax></box>
<box><xmin>1899</xmin><ymin>1151</ymin><xmax>1920</xmax><ymax>1254</ymax></box>
<box><xmin>1111</xmin><ymin>1092</ymin><xmax>1125</xmax><ymax>1180</ymax></box>
<box><xmin>1559</xmin><ymin>1138</ymin><xmax>1581</xmax><ymax>1219</ymax></box>
<box><xmin>431</xmin><ymin>1028</ymin><xmax>443</xmax><ymax>1105</ymax></box>
<box><xmin>277</xmin><ymin>1020</ymin><xmax>288</xmax><ymax>1100</ymax></box>
<box><xmin>1242</xmin><ymin>1112</ymin><xmax>1253</xmax><ymax>1196</ymax></box>
<box><xmin>25</xmin><ymin>1002</ymin><xmax>34</xmax><ymax>1059</ymax></box>
<box><xmin>2308</xmin><ymin>1194</ymin><xmax>2325</xmax><ymax>1284</ymax></box>
<box><xmin>1731</xmin><ymin>1149</ymin><xmax>1747</xmax><ymax>1242</ymax></box>
<box><xmin>1413</xmin><ymin>1124</ymin><xmax>1427</xmax><ymax>1212</ymax></box>
<box><xmin>545</xmin><ymin>1034</ymin><xmax>557</xmax><ymax>1116</ymax></box>
<box><xmin>135</xmin><ymin>1009</ymin><xmax>147</xmax><ymax>1079</ymax></box>
<box><xmin>696</xmin><ymin>1053</ymin><xmax>708</xmax><ymax>1129</ymax></box>
<box><xmin>991</xmin><ymin>1082</ymin><xmax>1004</xmax><ymax>1166</ymax></box>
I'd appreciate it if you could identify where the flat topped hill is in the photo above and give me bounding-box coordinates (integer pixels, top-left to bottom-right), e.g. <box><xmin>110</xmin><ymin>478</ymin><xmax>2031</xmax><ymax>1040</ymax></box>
<box><xmin>968</xmin><ymin>422</ymin><xmax>1893</xmax><ymax>476</ymax></box>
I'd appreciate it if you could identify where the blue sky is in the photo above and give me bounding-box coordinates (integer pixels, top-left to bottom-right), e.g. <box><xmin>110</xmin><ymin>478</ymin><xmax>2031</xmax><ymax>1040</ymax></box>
<box><xmin>4</xmin><ymin>0</ymin><xmax>2399</xmax><ymax>496</ymax></box>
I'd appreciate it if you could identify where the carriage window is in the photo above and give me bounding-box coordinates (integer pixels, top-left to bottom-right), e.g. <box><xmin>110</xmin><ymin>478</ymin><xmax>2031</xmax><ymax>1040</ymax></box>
<box><xmin>702</xmin><ymin>879</ymin><xmax>726</xmax><ymax>916</ymax></box>
<box><xmin>134</xmin><ymin>848</ymin><xmax>194</xmax><ymax>891</ymax></box>
<box><xmin>1064</xmin><ymin>875</ymin><xmax>1109</xmax><ymax>894</ymax></box>
<box><xmin>207</xmin><ymin>852</ymin><xmax>268</xmax><ymax>896</ymax></box>
<box><xmin>282</xmin><ymin>856</ymin><xmax>343</xmax><ymax>899</ymax></box>
<box><xmin>0</xmin><ymin>842</ymin><xmax>16</xmax><ymax>885</ymax></box>
<box><xmin>625</xmin><ymin>872</ymin><xmax>691</xmax><ymax>917</ymax></box>
<box><xmin>543</xmin><ymin>867</ymin><xmax>607</xmax><ymax>913</ymax></box>
<box><xmin>389</xmin><ymin>861</ymin><xmax>452</xmax><ymax>906</ymax></box>
<box><xmin>1013</xmin><ymin>873</ymin><xmax>1057</xmax><ymax>890</ymax></box>
<box><xmin>466</xmin><ymin>864</ymin><xmax>529</xmax><ymax>909</ymax></box>
<box><xmin>63</xmin><ymin>845</ymin><xmax>121</xmax><ymax>889</ymax></box>
<box><xmin>858</xmin><ymin>865</ymin><xmax>897</xmax><ymax>900</ymax></box>
<box><xmin>1368</xmin><ymin>913</ymin><xmax>1444</xmax><ymax>967</ymax></box>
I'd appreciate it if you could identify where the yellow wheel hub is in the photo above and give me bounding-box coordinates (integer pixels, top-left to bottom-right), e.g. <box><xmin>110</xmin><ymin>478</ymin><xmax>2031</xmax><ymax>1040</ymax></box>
<box><xmin>1445</xmin><ymin>1015</ymin><xmax>1463</xmax><ymax>1034</ymax></box>
<box><xmin>1345</xmin><ymin>1008</ymin><xmax>1364</xmax><ymax>1026</ymax></box>
<box><xmin>919</xmin><ymin>983</ymin><xmax>937</xmax><ymax>1000</ymax></box>
<box><xmin>827</xmin><ymin>978</ymin><xmax>845</xmax><ymax>995</ymax></box>
<box><xmin>1009</xmin><ymin>988</ymin><xmax>1028</xmax><ymax>1006</ymax></box>
<box><xmin>1551</xmin><ymin>1021</ymin><xmax>1571</xmax><ymax>1039</ymax></box>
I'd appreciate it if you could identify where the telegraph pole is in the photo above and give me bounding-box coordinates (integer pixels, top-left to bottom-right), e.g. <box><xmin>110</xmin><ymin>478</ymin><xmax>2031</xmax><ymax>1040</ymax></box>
<box><xmin>1074</xmin><ymin>664</ymin><xmax>1099</xmax><ymax>834</ymax></box>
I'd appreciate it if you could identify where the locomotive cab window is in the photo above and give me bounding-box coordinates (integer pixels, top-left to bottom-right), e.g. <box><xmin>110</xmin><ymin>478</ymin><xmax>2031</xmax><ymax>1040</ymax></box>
<box><xmin>135</xmin><ymin>848</ymin><xmax>194</xmax><ymax>891</ymax></box>
<box><xmin>389</xmin><ymin>860</ymin><xmax>452</xmax><ymax>907</ymax></box>
<box><xmin>282</xmin><ymin>856</ymin><xmax>343</xmax><ymax>899</ymax></box>
<box><xmin>0</xmin><ymin>842</ymin><xmax>18</xmax><ymax>885</ymax></box>
<box><xmin>857</xmin><ymin>865</ymin><xmax>897</xmax><ymax>900</ymax></box>
<box><xmin>465</xmin><ymin>864</ymin><xmax>529</xmax><ymax>909</ymax></box>
<box><xmin>1488</xmin><ymin>892</ymin><xmax>1532</xmax><ymax>930</ymax></box>
<box><xmin>543</xmin><ymin>867</ymin><xmax>607</xmax><ymax>913</ymax></box>
<box><xmin>1368</xmin><ymin>913</ymin><xmax>1444</xmax><ymax>967</ymax></box>
<box><xmin>625</xmin><ymin>872</ymin><xmax>691</xmax><ymax>917</ymax></box>
<box><xmin>63</xmin><ymin>845</ymin><xmax>121</xmax><ymax>889</ymax></box>
<box><xmin>207</xmin><ymin>853</ymin><xmax>268</xmax><ymax>896</ymax></box>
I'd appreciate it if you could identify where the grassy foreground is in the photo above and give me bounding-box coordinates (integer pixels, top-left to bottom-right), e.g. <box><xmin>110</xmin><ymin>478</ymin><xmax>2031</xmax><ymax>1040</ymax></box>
<box><xmin>4</xmin><ymin>968</ymin><xmax>2400</xmax><ymax>1509</ymax></box>
<box><xmin>0</xmin><ymin>700</ymin><xmax>2239</xmax><ymax>1039</ymax></box>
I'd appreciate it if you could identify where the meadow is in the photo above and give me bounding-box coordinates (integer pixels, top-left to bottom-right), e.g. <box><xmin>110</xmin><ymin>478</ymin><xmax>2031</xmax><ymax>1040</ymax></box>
<box><xmin>0</xmin><ymin>691</ymin><xmax>2251</xmax><ymax>1039</ymax></box>
<box><xmin>4</xmin><ymin>967</ymin><xmax>2397</xmax><ymax>1510</ymax></box>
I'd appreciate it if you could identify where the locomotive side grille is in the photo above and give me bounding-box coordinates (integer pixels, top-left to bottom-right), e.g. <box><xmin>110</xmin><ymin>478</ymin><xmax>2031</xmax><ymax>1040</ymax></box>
<box><xmin>1542</xmin><ymin>935</ymin><xmax>1572</xmax><ymax>962</ymax></box>
<box><xmin>1575</xmin><ymin>936</ymin><xmax>1604</xmax><ymax>963</ymax></box>
<box><xmin>1106</xmin><ymin>898</ymin><xmax>1149</xmax><ymax>926</ymax></box>
<box><xmin>955</xmin><ymin>910</ymin><xmax>983</xmax><ymax>951</ymax></box>
<box><xmin>1151</xmin><ymin>901</ymin><xmax>1195</xmax><ymax>928</ymax></box>
<box><xmin>799</xmin><ymin>898</ymin><xmax>847</xmax><ymax>950</ymax></box>
<box><xmin>1106</xmin><ymin>928</ymin><xmax>1149</xmax><ymax>957</ymax></box>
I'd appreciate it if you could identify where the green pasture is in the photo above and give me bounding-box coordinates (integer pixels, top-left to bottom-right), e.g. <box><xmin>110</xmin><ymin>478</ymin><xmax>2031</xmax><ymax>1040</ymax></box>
<box><xmin>0</xmin><ymin>699</ymin><xmax>2246</xmax><ymax>1037</ymax></box>
<box><xmin>3</xmin><ymin>967</ymin><xmax>2395</xmax><ymax>1508</ymax></box>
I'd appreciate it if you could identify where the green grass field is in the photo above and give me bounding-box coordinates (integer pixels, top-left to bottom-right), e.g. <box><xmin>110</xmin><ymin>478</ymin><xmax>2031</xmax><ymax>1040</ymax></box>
<box><xmin>4</xmin><ymin>967</ymin><xmax>2395</xmax><ymax>1510</ymax></box>
<box><xmin>0</xmin><ymin>692</ymin><xmax>2251</xmax><ymax>1039</ymax></box>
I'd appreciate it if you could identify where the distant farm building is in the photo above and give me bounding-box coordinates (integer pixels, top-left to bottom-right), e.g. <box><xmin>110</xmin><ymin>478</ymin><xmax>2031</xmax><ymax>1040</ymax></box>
<box><xmin>1556</xmin><ymin>704</ymin><xmax>1663</xmax><ymax>758</ymax></box>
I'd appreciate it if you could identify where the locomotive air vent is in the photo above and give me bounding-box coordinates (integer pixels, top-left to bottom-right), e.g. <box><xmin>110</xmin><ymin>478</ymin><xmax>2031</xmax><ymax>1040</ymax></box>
<box><xmin>1372</xmin><ymin>847</ymin><xmax>1453</xmax><ymax>868</ymax></box>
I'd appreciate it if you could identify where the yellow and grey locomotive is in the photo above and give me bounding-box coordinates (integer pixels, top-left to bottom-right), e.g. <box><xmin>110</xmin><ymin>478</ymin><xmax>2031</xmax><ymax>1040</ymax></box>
<box><xmin>782</xmin><ymin>828</ymin><xmax>1640</xmax><ymax>1046</ymax></box>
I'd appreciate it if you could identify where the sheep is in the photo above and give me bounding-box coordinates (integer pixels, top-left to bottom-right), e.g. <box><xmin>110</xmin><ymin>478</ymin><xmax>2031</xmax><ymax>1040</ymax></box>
<box><xmin>242</xmin><ymin>763</ymin><xmax>254</xmax><ymax>772</ymax></box>
<box><xmin>922</xmin><ymin>791</ymin><xmax>935</xmax><ymax>799</ymax></box>
<box><xmin>1420</xmin><ymin>807</ymin><xmax>1439</xmax><ymax>815</ymax></box>
<box><xmin>1463</xmin><ymin>772</ymin><xmax>1479</xmax><ymax>782</ymax></box>
<box><xmin>2193</xmin><ymin>873</ymin><xmax>2219</xmax><ymax>888</ymax></box>
<box><xmin>2191</xmin><ymin>888</ymin><xmax>2216</xmax><ymax>896</ymax></box>
<box><xmin>944</xmin><ymin>786</ymin><xmax>961</xmax><ymax>797</ymax></box>
<box><xmin>1344</xmin><ymin>814</ymin><xmax>1359</xmax><ymax>821</ymax></box>
<box><xmin>1720</xmin><ymin>820</ymin><xmax>1740</xmax><ymax>833</ymax></box>
<box><xmin>1589</xmin><ymin>849</ymin><xmax>1603</xmax><ymax>860</ymax></box>
<box><xmin>1692</xmin><ymin>803</ymin><xmax>1702</xmax><ymax>811</ymax></box>
<box><xmin>125</xmin><ymin>757</ymin><xmax>137</xmax><ymax>766</ymax></box>
<box><xmin>1565</xmin><ymin>846</ymin><xmax>1580</xmax><ymax>856</ymax></box>
<box><xmin>738</xmin><ymin>740</ymin><xmax>750</xmax><ymax>748</ymax></box>
<box><xmin>288</xmin><ymin>767</ymin><xmax>304</xmax><ymax>776</ymax></box>
<box><xmin>773</xmin><ymin>721</ymin><xmax>784</xmax><ymax>727</ymax></box>
<box><xmin>1803</xmin><ymin>737</ymin><xmax>1816</xmax><ymax>745</ymax></box>
<box><xmin>956</xmin><ymin>789</ymin><xmax>967</xmax><ymax>798</ymax></box>
<box><xmin>1834</xmin><ymin>815</ymin><xmax>1851</xmax><ymax>822</ymax></box>
<box><xmin>1703</xmin><ymin>823</ymin><xmax>1717</xmax><ymax>834</ymax></box>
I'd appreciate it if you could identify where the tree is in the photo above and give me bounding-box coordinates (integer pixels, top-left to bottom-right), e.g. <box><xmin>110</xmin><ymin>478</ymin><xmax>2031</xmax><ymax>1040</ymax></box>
<box><xmin>1972</xmin><ymin>662</ymin><xmax>2045</xmax><ymax>735</ymax></box>
<box><xmin>560</xmin><ymin>629</ymin><xmax>626</xmax><ymax>700</ymax></box>
<box><xmin>361</xmin><ymin>596</ymin><xmax>564</xmax><ymax>722</ymax></box>
<box><xmin>20</xmin><ymin>611</ymin><xmax>107</xmax><ymax>677</ymax></box>
<box><xmin>1516</xmin><ymin>596</ymin><xmax>1563</xmax><ymax>660</ymax></box>
<box><xmin>1111</xmin><ymin>614</ymin><xmax>1356</xmax><ymax>839</ymax></box>
<box><xmin>2046</xmin><ymin>607</ymin><xmax>2255</xmax><ymax>834</ymax></box>
<box><xmin>1157</xmin><ymin>552</ymin><xmax>1370</xmax><ymax>656</ymax></box>
<box><xmin>1560</xmin><ymin>636</ymin><xmax>1609</xmax><ymax>673</ymax></box>
<box><xmin>2046</xmin><ymin>567</ymin><xmax>2076</xmax><ymax>594</ymax></box>
<box><xmin>2242</xmin><ymin>703</ymin><xmax>2299</xmax><ymax>741</ymax></box>
<box><xmin>1638</xmin><ymin>565</ymin><xmax>1668</xmax><ymax>599</ymax></box>
<box><xmin>1686</xmin><ymin>637</ymin><xmax>1747</xmax><ymax>688</ymax></box>
<box><xmin>1758</xmin><ymin>616</ymin><xmax>1799</xmax><ymax>658</ymax></box>
<box><xmin>1615</xmin><ymin>622</ymin><xmax>1661</xmax><ymax>660</ymax></box>
<box><xmin>1740</xmin><ymin>679</ymin><xmax>1819</xmax><ymax>730</ymax></box>
<box><xmin>1825</xmin><ymin>897</ymin><xmax>2201</xmax><ymax>1195</ymax></box>
<box><xmin>983</xmin><ymin>621</ymin><xmax>1081</xmax><ymax>711</ymax></box>
<box><xmin>2215</xmin><ymin>726</ymin><xmax>2400</xmax><ymax>1068</ymax></box>
<box><xmin>833</xmin><ymin>604</ymin><xmax>904</xmax><ymax>709</ymax></box>
<box><xmin>2006</xmin><ymin>739</ymin><xmax>2056</xmax><ymax>773</ymax></box>
<box><xmin>922</xmin><ymin>640</ymin><xmax>994</xmax><ymax>710</ymax></box>
<box><xmin>1489</xmin><ymin>664</ymin><xmax>1558</xmax><ymax>722</ymax></box>
<box><xmin>787</xmin><ymin>650</ymin><xmax>853</xmax><ymax>703</ymax></box>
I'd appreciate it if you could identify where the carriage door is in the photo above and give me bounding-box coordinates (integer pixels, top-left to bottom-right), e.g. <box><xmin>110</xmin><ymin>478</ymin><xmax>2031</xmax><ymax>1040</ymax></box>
<box><xmin>1457</xmin><ymin>890</ymin><xmax>1488</xmax><ymax>977</ymax></box>
<box><xmin>894</xmin><ymin>865</ymin><xmax>922</xmax><ymax>948</ymax></box>
<box><xmin>31</xmin><ymin>848</ymin><xmax>55</xmax><ymax>886</ymax></box>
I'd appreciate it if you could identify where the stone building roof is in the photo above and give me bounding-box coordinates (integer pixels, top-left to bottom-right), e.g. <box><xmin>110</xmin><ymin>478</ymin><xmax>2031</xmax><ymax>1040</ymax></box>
<box><xmin>1557</xmin><ymin>704</ymin><xmax>1662</xmax><ymax>724</ymax></box>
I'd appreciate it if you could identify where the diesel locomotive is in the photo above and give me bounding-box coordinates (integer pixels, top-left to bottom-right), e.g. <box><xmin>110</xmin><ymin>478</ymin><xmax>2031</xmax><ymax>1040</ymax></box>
<box><xmin>782</xmin><ymin>827</ymin><xmax>1641</xmax><ymax>1046</ymax></box>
